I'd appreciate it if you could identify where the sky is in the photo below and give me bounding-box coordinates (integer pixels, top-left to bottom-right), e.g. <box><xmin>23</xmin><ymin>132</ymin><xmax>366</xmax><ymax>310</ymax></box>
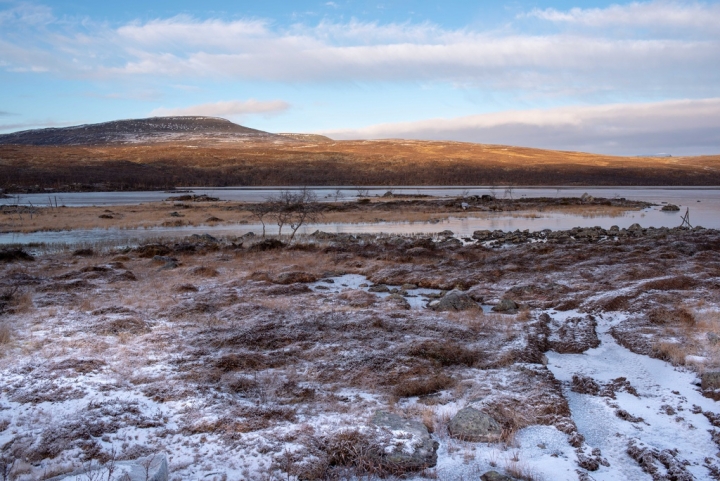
<box><xmin>1</xmin><ymin>0</ymin><xmax>719</xmax><ymax>155</ymax></box>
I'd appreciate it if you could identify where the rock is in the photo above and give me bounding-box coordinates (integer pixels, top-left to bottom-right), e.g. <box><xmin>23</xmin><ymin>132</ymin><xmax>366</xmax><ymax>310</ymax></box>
<box><xmin>472</xmin><ymin>230</ymin><xmax>492</xmax><ymax>240</ymax></box>
<box><xmin>401</xmin><ymin>283</ymin><xmax>418</xmax><ymax>290</ymax></box>
<box><xmin>432</xmin><ymin>290</ymin><xmax>478</xmax><ymax>311</ymax></box>
<box><xmin>189</xmin><ymin>233</ymin><xmax>218</xmax><ymax>243</ymax></box>
<box><xmin>273</xmin><ymin>271</ymin><xmax>318</xmax><ymax>284</ymax></box>
<box><xmin>438</xmin><ymin>230</ymin><xmax>454</xmax><ymax>237</ymax></box>
<box><xmin>661</xmin><ymin>204</ymin><xmax>680</xmax><ymax>211</ymax></box>
<box><xmin>628</xmin><ymin>223</ymin><xmax>643</xmax><ymax>231</ymax></box>
<box><xmin>50</xmin><ymin>453</ymin><xmax>168</xmax><ymax>481</ymax></box>
<box><xmin>480</xmin><ymin>472</ymin><xmax>516</xmax><ymax>481</ymax></box>
<box><xmin>447</xmin><ymin>407</ymin><xmax>502</xmax><ymax>442</ymax></box>
<box><xmin>371</xmin><ymin>411</ymin><xmax>439</xmax><ymax>470</ymax></box>
<box><xmin>369</xmin><ymin>284</ymin><xmax>390</xmax><ymax>292</ymax></box>
<box><xmin>492</xmin><ymin>299</ymin><xmax>518</xmax><ymax>312</ymax></box>
<box><xmin>384</xmin><ymin>293</ymin><xmax>410</xmax><ymax>310</ymax></box>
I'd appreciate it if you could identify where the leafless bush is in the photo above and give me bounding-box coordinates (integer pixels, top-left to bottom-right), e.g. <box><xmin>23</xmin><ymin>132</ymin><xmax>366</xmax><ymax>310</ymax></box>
<box><xmin>648</xmin><ymin>307</ymin><xmax>695</xmax><ymax>326</ymax></box>
<box><xmin>407</xmin><ymin>340</ymin><xmax>477</xmax><ymax>367</ymax></box>
<box><xmin>392</xmin><ymin>372</ymin><xmax>455</xmax><ymax>398</ymax></box>
<box><xmin>266</xmin><ymin>188</ymin><xmax>323</xmax><ymax>239</ymax></box>
<box><xmin>0</xmin><ymin>322</ymin><xmax>11</xmax><ymax>345</ymax></box>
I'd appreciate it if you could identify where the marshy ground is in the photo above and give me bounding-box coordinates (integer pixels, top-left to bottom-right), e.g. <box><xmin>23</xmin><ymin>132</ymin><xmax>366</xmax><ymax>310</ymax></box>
<box><xmin>0</xmin><ymin>224</ymin><xmax>719</xmax><ymax>480</ymax></box>
<box><xmin>0</xmin><ymin>195</ymin><xmax>648</xmax><ymax>234</ymax></box>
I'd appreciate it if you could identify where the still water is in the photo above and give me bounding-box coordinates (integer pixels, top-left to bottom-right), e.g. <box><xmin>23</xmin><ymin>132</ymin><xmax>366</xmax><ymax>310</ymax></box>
<box><xmin>1</xmin><ymin>187</ymin><xmax>718</xmax><ymax>246</ymax></box>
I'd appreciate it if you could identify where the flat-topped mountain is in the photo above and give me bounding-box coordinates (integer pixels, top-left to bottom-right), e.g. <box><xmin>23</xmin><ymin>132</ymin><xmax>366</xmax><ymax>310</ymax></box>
<box><xmin>0</xmin><ymin>116</ymin><xmax>289</xmax><ymax>146</ymax></box>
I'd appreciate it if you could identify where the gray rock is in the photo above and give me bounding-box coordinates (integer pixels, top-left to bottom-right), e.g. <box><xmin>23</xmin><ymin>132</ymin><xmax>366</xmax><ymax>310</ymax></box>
<box><xmin>661</xmin><ymin>204</ymin><xmax>680</xmax><ymax>211</ymax></box>
<box><xmin>481</xmin><ymin>471</ymin><xmax>516</xmax><ymax>481</ymax></box>
<box><xmin>369</xmin><ymin>284</ymin><xmax>390</xmax><ymax>292</ymax></box>
<box><xmin>371</xmin><ymin>411</ymin><xmax>439</xmax><ymax>470</ymax></box>
<box><xmin>432</xmin><ymin>290</ymin><xmax>478</xmax><ymax>311</ymax></box>
<box><xmin>385</xmin><ymin>293</ymin><xmax>410</xmax><ymax>310</ymax></box>
<box><xmin>50</xmin><ymin>453</ymin><xmax>168</xmax><ymax>481</ymax></box>
<box><xmin>448</xmin><ymin>407</ymin><xmax>502</xmax><ymax>442</ymax></box>
<box><xmin>438</xmin><ymin>230</ymin><xmax>454</xmax><ymax>237</ymax></box>
<box><xmin>492</xmin><ymin>299</ymin><xmax>518</xmax><ymax>312</ymax></box>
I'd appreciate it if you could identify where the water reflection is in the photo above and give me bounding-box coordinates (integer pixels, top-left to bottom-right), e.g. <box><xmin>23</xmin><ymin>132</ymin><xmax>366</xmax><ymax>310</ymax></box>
<box><xmin>2</xmin><ymin>186</ymin><xmax>718</xmax><ymax>246</ymax></box>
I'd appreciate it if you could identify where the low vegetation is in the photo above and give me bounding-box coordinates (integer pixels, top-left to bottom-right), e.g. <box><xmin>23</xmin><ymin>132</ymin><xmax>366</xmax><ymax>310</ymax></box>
<box><xmin>0</xmin><ymin>226</ymin><xmax>719</xmax><ymax>479</ymax></box>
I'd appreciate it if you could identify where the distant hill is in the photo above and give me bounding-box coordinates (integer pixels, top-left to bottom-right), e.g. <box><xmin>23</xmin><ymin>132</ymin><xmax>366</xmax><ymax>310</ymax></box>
<box><xmin>0</xmin><ymin>116</ymin><xmax>288</xmax><ymax>146</ymax></box>
<box><xmin>278</xmin><ymin>133</ymin><xmax>333</xmax><ymax>142</ymax></box>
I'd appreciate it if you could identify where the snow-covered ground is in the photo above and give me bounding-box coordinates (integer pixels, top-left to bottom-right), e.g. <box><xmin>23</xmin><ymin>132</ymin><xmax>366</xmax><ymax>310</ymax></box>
<box><xmin>1</xmin><ymin>228</ymin><xmax>719</xmax><ymax>480</ymax></box>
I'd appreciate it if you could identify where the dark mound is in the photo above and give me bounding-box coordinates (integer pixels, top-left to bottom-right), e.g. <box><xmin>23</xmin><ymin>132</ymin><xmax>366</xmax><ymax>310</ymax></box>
<box><xmin>0</xmin><ymin>116</ymin><xmax>285</xmax><ymax>146</ymax></box>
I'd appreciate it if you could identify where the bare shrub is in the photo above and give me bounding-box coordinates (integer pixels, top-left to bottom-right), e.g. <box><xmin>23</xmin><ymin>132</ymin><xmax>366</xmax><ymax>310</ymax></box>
<box><xmin>648</xmin><ymin>307</ymin><xmax>695</xmax><ymax>326</ymax></box>
<box><xmin>642</xmin><ymin>275</ymin><xmax>697</xmax><ymax>291</ymax></box>
<box><xmin>0</xmin><ymin>322</ymin><xmax>11</xmax><ymax>345</ymax></box>
<box><xmin>652</xmin><ymin>341</ymin><xmax>688</xmax><ymax>366</ymax></box>
<box><xmin>392</xmin><ymin>372</ymin><xmax>455</xmax><ymax>398</ymax></box>
<box><xmin>191</xmin><ymin>266</ymin><xmax>219</xmax><ymax>277</ymax></box>
<box><xmin>407</xmin><ymin>340</ymin><xmax>477</xmax><ymax>367</ymax></box>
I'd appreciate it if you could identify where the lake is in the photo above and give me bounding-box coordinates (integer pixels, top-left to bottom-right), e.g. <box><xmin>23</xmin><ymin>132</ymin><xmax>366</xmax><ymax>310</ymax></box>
<box><xmin>1</xmin><ymin>186</ymin><xmax>717</xmax><ymax>246</ymax></box>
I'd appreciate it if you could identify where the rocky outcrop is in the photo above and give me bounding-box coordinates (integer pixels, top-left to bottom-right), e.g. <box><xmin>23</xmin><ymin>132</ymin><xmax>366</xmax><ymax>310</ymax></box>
<box><xmin>447</xmin><ymin>407</ymin><xmax>502</xmax><ymax>442</ymax></box>
<box><xmin>431</xmin><ymin>290</ymin><xmax>478</xmax><ymax>311</ymax></box>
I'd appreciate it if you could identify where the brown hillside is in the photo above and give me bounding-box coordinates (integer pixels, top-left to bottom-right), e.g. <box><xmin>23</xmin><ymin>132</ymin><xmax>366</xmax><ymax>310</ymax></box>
<box><xmin>2</xmin><ymin>139</ymin><xmax>719</xmax><ymax>191</ymax></box>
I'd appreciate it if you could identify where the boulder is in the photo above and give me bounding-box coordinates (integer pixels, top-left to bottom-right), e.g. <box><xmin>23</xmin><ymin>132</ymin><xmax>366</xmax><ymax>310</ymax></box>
<box><xmin>447</xmin><ymin>407</ymin><xmax>502</xmax><ymax>442</ymax></box>
<box><xmin>492</xmin><ymin>299</ymin><xmax>518</xmax><ymax>312</ymax></box>
<box><xmin>432</xmin><ymin>290</ymin><xmax>478</xmax><ymax>311</ymax></box>
<box><xmin>369</xmin><ymin>284</ymin><xmax>390</xmax><ymax>292</ymax></box>
<box><xmin>371</xmin><ymin>411</ymin><xmax>439</xmax><ymax>470</ymax></box>
<box><xmin>438</xmin><ymin>230</ymin><xmax>454</xmax><ymax>237</ymax></box>
<box><xmin>384</xmin><ymin>293</ymin><xmax>410</xmax><ymax>310</ymax></box>
<box><xmin>661</xmin><ymin>204</ymin><xmax>680</xmax><ymax>211</ymax></box>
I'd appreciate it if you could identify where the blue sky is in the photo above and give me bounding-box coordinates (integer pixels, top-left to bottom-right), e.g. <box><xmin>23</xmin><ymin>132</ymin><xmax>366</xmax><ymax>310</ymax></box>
<box><xmin>1</xmin><ymin>0</ymin><xmax>720</xmax><ymax>154</ymax></box>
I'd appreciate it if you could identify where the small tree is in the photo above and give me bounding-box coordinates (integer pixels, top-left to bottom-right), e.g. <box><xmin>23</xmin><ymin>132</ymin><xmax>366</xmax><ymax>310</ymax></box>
<box><xmin>247</xmin><ymin>202</ymin><xmax>273</xmax><ymax>238</ymax></box>
<box><xmin>267</xmin><ymin>188</ymin><xmax>322</xmax><ymax>239</ymax></box>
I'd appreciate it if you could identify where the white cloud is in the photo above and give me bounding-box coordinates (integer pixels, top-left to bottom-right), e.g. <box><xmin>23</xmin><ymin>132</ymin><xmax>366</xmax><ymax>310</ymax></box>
<box><xmin>149</xmin><ymin>99</ymin><xmax>290</xmax><ymax>117</ymax></box>
<box><xmin>322</xmin><ymin>98</ymin><xmax>720</xmax><ymax>155</ymax></box>
<box><xmin>525</xmin><ymin>1</ymin><xmax>720</xmax><ymax>32</ymax></box>
<box><xmin>0</xmin><ymin>5</ymin><xmax>717</xmax><ymax>98</ymax></box>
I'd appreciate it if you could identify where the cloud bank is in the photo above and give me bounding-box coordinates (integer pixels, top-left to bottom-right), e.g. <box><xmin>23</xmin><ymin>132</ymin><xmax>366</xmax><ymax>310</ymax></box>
<box><xmin>323</xmin><ymin>98</ymin><xmax>720</xmax><ymax>156</ymax></box>
<box><xmin>0</xmin><ymin>1</ymin><xmax>718</xmax><ymax>97</ymax></box>
<box><xmin>149</xmin><ymin>99</ymin><xmax>290</xmax><ymax>118</ymax></box>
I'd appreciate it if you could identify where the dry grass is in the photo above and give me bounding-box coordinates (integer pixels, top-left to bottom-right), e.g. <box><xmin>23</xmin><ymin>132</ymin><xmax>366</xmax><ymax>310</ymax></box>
<box><xmin>0</xmin><ymin>322</ymin><xmax>11</xmax><ymax>345</ymax></box>
<box><xmin>3</xmin><ymin>140</ymin><xmax>720</xmax><ymax>193</ymax></box>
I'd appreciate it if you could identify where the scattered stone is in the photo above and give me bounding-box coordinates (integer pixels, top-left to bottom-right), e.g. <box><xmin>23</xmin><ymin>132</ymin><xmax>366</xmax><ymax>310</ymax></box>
<box><xmin>368</xmin><ymin>284</ymin><xmax>390</xmax><ymax>292</ymax></box>
<box><xmin>371</xmin><ymin>411</ymin><xmax>439</xmax><ymax>470</ymax></box>
<box><xmin>438</xmin><ymin>230</ymin><xmax>454</xmax><ymax>237</ymax></box>
<box><xmin>447</xmin><ymin>407</ymin><xmax>502</xmax><ymax>442</ymax></box>
<box><xmin>432</xmin><ymin>290</ymin><xmax>478</xmax><ymax>311</ymax></box>
<box><xmin>661</xmin><ymin>204</ymin><xmax>680</xmax><ymax>211</ymax></box>
<box><xmin>492</xmin><ymin>299</ymin><xmax>518</xmax><ymax>312</ymax></box>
